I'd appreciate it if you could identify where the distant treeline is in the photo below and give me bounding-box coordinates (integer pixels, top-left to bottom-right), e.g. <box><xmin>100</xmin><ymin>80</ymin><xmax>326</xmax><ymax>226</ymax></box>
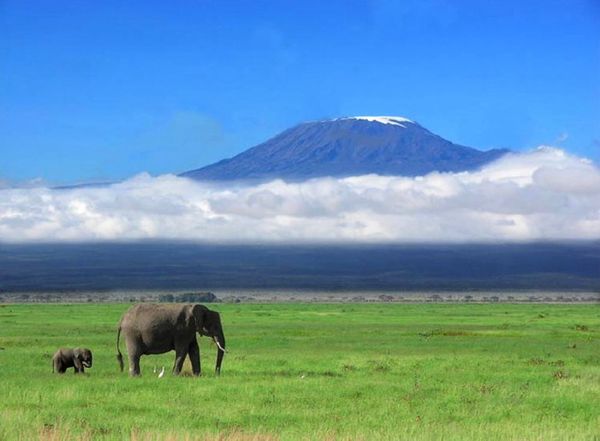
<box><xmin>157</xmin><ymin>292</ymin><xmax>219</xmax><ymax>303</ymax></box>
<box><xmin>1</xmin><ymin>290</ymin><xmax>598</xmax><ymax>304</ymax></box>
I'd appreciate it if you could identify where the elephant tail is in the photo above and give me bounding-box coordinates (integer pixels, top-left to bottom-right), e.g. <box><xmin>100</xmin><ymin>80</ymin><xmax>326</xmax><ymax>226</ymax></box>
<box><xmin>116</xmin><ymin>325</ymin><xmax>124</xmax><ymax>372</ymax></box>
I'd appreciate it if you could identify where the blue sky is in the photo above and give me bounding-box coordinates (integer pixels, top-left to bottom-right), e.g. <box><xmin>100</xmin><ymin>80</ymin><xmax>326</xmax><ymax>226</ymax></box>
<box><xmin>1</xmin><ymin>0</ymin><xmax>599</xmax><ymax>184</ymax></box>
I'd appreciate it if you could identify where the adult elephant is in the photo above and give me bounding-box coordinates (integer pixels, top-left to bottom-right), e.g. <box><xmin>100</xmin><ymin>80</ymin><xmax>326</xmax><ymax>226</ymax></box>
<box><xmin>116</xmin><ymin>303</ymin><xmax>226</xmax><ymax>377</ymax></box>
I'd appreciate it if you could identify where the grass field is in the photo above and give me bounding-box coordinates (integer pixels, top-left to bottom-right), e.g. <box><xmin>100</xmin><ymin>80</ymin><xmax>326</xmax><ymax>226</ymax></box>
<box><xmin>0</xmin><ymin>302</ymin><xmax>599</xmax><ymax>440</ymax></box>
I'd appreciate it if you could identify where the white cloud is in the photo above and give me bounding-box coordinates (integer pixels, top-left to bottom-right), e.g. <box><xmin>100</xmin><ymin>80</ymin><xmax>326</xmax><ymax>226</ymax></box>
<box><xmin>0</xmin><ymin>147</ymin><xmax>599</xmax><ymax>243</ymax></box>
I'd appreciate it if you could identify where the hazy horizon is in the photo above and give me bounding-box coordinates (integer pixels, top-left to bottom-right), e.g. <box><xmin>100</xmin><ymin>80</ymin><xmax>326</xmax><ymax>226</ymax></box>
<box><xmin>1</xmin><ymin>241</ymin><xmax>598</xmax><ymax>293</ymax></box>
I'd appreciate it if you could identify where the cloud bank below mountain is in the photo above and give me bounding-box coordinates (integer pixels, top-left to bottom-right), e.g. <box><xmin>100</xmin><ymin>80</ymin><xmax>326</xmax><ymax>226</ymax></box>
<box><xmin>1</xmin><ymin>147</ymin><xmax>598</xmax><ymax>243</ymax></box>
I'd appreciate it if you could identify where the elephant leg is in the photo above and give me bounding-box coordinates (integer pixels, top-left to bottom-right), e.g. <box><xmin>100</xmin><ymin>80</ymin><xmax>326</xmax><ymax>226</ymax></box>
<box><xmin>188</xmin><ymin>339</ymin><xmax>201</xmax><ymax>376</ymax></box>
<box><xmin>172</xmin><ymin>344</ymin><xmax>188</xmax><ymax>376</ymax></box>
<box><xmin>55</xmin><ymin>360</ymin><xmax>66</xmax><ymax>374</ymax></box>
<box><xmin>125</xmin><ymin>337</ymin><xmax>142</xmax><ymax>376</ymax></box>
<box><xmin>128</xmin><ymin>352</ymin><xmax>141</xmax><ymax>376</ymax></box>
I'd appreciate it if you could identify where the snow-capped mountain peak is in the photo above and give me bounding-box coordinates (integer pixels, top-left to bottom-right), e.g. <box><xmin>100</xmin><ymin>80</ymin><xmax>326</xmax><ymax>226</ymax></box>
<box><xmin>336</xmin><ymin>116</ymin><xmax>415</xmax><ymax>127</ymax></box>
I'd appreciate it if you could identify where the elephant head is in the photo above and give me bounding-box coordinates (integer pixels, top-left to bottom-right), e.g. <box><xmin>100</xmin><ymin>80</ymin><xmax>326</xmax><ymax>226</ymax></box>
<box><xmin>74</xmin><ymin>348</ymin><xmax>93</xmax><ymax>368</ymax></box>
<box><xmin>190</xmin><ymin>304</ymin><xmax>226</xmax><ymax>375</ymax></box>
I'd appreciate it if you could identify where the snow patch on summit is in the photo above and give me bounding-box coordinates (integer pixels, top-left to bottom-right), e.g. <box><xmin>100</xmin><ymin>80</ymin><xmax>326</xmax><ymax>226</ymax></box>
<box><xmin>338</xmin><ymin>116</ymin><xmax>415</xmax><ymax>127</ymax></box>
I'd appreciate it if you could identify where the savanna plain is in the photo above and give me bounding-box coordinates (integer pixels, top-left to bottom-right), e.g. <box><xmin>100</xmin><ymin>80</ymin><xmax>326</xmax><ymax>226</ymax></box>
<box><xmin>0</xmin><ymin>302</ymin><xmax>598</xmax><ymax>441</ymax></box>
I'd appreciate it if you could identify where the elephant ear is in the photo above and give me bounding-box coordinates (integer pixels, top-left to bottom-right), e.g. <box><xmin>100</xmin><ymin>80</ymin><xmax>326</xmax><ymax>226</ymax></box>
<box><xmin>73</xmin><ymin>348</ymin><xmax>82</xmax><ymax>360</ymax></box>
<box><xmin>189</xmin><ymin>304</ymin><xmax>209</xmax><ymax>333</ymax></box>
<box><xmin>205</xmin><ymin>310</ymin><xmax>222</xmax><ymax>330</ymax></box>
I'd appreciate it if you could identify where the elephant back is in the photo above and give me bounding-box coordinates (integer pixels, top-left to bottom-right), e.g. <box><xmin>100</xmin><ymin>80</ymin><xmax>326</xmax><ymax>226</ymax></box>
<box><xmin>120</xmin><ymin>303</ymin><xmax>196</xmax><ymax>332</ymax></box>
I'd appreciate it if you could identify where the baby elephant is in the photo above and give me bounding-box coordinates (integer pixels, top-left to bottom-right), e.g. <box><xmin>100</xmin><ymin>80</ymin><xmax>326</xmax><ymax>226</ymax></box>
<box><xmin>52</xmin><ymin>348</ymin><xmax>93</xmax><ymax>374</ymax></box>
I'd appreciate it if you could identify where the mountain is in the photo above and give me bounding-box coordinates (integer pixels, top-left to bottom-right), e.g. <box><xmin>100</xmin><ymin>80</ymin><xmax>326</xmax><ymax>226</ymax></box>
<box><xmin>181</xmin><ymin>116</ymin><xmax>509</xmax><ymax>181</ymax></box>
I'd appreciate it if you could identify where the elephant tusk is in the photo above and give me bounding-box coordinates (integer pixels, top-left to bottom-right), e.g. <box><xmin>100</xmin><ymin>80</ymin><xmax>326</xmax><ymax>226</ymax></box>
<box><xmin>213</xmin><ymin>337</ymin><xmax>227</xmax><ymax>353</ymax></box>
<box><xmin>158</xmin><ymin>366</ymin><xmax>165</xmax><ymax>378</ymax></box>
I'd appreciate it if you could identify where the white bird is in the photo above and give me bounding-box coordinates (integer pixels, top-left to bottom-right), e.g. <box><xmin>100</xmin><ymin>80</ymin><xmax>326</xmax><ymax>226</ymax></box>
<box><xmin>158</xmin><ymin>366</ymin><xmax>165</xmax><ymax>378</ymax></box>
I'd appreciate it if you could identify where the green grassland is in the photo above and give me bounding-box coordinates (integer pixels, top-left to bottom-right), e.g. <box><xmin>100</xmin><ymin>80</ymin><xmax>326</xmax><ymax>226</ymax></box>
<box><xmin>0</xmin><ymin>302</ymin><xmax>599</xmax><ymax>440</ymax></box>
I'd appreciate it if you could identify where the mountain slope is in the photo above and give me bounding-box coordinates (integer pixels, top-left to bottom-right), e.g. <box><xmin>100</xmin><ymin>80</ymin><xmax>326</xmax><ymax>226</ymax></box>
<box><xmin>181</xmin><ymin>116</ymin><xmax>509</xmax><ymax>181</ymax></box>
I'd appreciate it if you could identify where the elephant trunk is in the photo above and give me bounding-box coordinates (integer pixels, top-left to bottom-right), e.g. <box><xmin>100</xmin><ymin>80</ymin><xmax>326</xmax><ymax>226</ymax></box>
<box><xmin>214</xmin><ymin>332</ymin><xmax>226</xmax><ymax>376</ymax></box>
